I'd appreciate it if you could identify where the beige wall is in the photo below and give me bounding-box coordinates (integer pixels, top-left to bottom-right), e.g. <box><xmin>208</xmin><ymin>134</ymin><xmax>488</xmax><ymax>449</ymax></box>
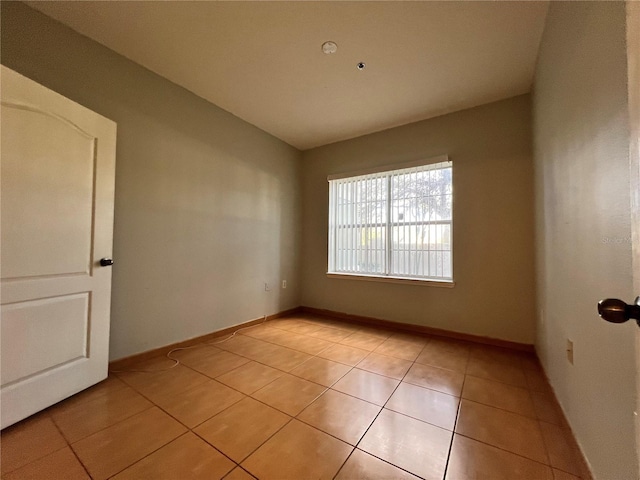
<box><xmin>1</xmin><ymin>2</ymin><xmax>302</xmax><ymax>361</ymax></box>
<box><xmin>533</xmin><ymin>2</ymin><xmax>637</xmax><ymax>478</ymax></box>
<box><xmin>301</xmin><ymin>95</ymin><xmax>536</xmax><ymax>344</ymax></box>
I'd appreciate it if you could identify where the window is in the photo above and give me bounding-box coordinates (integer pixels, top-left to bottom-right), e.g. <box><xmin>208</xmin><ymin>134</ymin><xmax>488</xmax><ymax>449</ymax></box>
<box><xmin>328</xmin><ymin>156</ymin><xmax>453</xmax><ymax>284</ymax></box>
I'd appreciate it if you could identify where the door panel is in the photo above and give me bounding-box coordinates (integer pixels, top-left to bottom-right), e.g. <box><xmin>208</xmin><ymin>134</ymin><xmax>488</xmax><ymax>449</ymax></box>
<box><xmin>1</xmin><ymin>105</ymin><xmax>95</xmax><ymax>279</ymax></box>
<box><xmin>0</xmin><ymin>66</ymin><xmax>117</xmax><ymax>429</ymax></box>
<box><xmin>626</xmin><ymin>1</ymin><xmax>640</xmax><ymax>475</ymax></box>
<box><xmin>1</xmin><ymin>293</ymin><xmax>90</xmax><ymax>385</ymax></box>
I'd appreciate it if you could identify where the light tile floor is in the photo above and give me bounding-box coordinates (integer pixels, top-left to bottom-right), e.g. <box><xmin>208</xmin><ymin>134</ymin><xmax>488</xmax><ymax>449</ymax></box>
<box><xmin>1</xmin><ymin>314</ymin><xmax>590</xmax><ymax>480</ymax></box>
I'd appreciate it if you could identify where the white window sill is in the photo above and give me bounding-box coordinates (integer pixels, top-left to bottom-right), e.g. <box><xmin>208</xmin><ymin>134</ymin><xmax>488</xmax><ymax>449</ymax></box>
<box><xmin>326</xmin><ymin>272</ymin><xmax>455</xmax><ymax>288</ymax></box>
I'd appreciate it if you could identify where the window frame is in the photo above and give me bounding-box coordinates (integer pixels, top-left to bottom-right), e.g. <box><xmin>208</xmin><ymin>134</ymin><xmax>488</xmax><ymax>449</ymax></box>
<box><xmin>327</xmin><ymin>155</ymin><xmax>454</xmax><ymax>286</ymax></box>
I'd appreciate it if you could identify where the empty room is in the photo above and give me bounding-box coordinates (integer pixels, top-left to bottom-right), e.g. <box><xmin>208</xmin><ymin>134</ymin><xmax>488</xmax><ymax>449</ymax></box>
<box><xmin>1</xmin><ymin>1</ymin><xmax>638</xmax><ymax>479</ymax></box>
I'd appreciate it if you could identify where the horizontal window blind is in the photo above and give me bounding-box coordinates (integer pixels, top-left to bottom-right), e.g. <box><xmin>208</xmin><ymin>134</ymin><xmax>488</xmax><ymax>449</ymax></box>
<box><xmin>328</xmin><ymin>159</ymin><xmax>452</xmax><ymax>282</ymax></box>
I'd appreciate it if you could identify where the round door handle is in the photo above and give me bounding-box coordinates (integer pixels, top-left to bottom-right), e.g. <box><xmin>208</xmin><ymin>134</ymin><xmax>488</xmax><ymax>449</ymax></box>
<box><xmin>598</xmin><ymin>297</ymin><xmax>640</xmax><ymax>325</ymax></box>
<box><xmin>100</xmin><ymin>258</ymin><xmax>114</xmax><ymax>267</ymax></box>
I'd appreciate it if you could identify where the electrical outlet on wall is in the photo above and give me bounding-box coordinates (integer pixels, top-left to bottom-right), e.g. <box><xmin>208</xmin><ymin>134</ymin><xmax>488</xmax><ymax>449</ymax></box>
<box><xmin>566</xmin><ymin>339</ymin><xmax>574</xmax><ymax>365</ymax></box>
<box><xmin>282</xmin><ymin>280</ymin><xmax>287</xmax><ymax>289</ymax></box>
<box><xmin>264</xmin><ymin>282</ymin><xmax>271</xmax><ymax>292</ymax></box>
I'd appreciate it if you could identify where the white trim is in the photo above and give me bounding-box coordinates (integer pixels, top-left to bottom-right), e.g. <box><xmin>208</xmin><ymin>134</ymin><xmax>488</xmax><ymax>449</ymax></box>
<box><xmin>327</xmin><ymin>154</ymin><xmax>449</xmax><ymax>181</ymax></box>
<box><xmin>326</xmin><ymin>272</ymin><xmax>455</xmax><ymax>288</ymax></box>
<box><xmin>327</xmin><ymin>158</ymin><xmax>453</xmax><ymax>282</ymax></box>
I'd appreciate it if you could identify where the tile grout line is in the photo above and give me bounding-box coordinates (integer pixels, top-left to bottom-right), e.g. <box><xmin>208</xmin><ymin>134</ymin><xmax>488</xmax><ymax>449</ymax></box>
<box><xmin>215</xmin><ymin>328</ymin><xmax>364</xmax><ymax>447</ymax></box>
<box><xmin>129</xmin><ymin>317</ymin><xmax>428</xmax><ymax>394</ymax></box>
<box><xmin>221</xmin><ymin>465</ymin><xmax>256</xmax><ymax>480</ymax></box>
<box><xmin>452</xmin><ymin>431</ymin><xmax>572</xmax><ymax>473</ymax></box>
<box><xmin>47</xmin><ymin>412</ymin><xmax>94</xmax><ymax>480</ymax></box>
<box><xmin>122</xmin><ymin>321</ymin><xmax>352</xmax><ymax>425</ymax></box>
<box><xmin>442</xmin><ymin>358</ymin><xmax>469</xmax><ymax>480</ymax></box>
<box><xmin>221</xmin><ymin>317</ymin><xmax>404</xmax><ymax>479</ymax></box>
<box><xmin>330</xmin><ymin>338</ymin><xmax>433</xmax><ymax>480</ymax></box>
<box><xmin>6</xmin><ymin>314</ymin><xmax>570</xmax><ymax>480</ymax></box>
<box><xmin>137</xmin><ymin>328</ymin><xmax>509</xmax><ymax>456</ymax></box>
<box><xmin>203</xmin><ymin>412</ymin><xmax>296</xmax><ymax>476</ymax></box>
<box><xmin>524</xmin><ymin>374</ymin><xmax>554</xmax><ymax>468</ymax></box>
<box><xmin>291</xmin><ymin>359</ymin><xmax>372</xmax><ymax>448</ymax></box>
<box><xmin>55</xmin><ymin>399</ymin><xmax>157</xmax><ymax>446</ymax></box>
<box><xmin>450</xmin><ymin>352</ymin><xmax>573</xmax><ymax>476</ymax></box>
<box><xmin>114</xmin><ymin>360</ymin><xmax>288</xmax><ymax>474</ymax></box>
<box><xmin>181</xmin><ymin>320</ymin><xmax>362</xmax><ymax>477</ymax></box>
<box><xmin>103</xmin><ymin>374</ymin><xmax>253</xmax><ymax>477</ymax></box>
<box><xmin>113</xmin><ymin>367</ymin><xmax>296</xmax><ymax>478</ymax></box>
<box><xmin>0</xmin><ymin>410</ymin><xmax>92</xmax><ymax>479</ymax></box>
<box><xmin>105</xmin><ymin>431</ymin><xmax>201</xmax><ymax>480</ymax></box>
<box><xmin>447</xmin><ymin>353</ymin><xmax>573</xmax><ymax>477</ymax></box>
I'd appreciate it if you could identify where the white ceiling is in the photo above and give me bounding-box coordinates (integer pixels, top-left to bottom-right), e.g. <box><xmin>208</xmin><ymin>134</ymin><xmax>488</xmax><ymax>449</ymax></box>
<box><xmin>27</xmin><ymin>1</ymin><xmax>549</xmax><ymax>150</ymax></box>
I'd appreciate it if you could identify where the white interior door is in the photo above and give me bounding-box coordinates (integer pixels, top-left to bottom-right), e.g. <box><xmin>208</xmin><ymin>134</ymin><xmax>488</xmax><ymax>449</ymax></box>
<box><xmin>0</xmin><ymin>66</ymin><xmax>117</xmax><ymax>429</ymax></box>
<box><xmin>627</xmin><ymin>1</ymin><xmax>640</xmax><ymax>475</ymax></box>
